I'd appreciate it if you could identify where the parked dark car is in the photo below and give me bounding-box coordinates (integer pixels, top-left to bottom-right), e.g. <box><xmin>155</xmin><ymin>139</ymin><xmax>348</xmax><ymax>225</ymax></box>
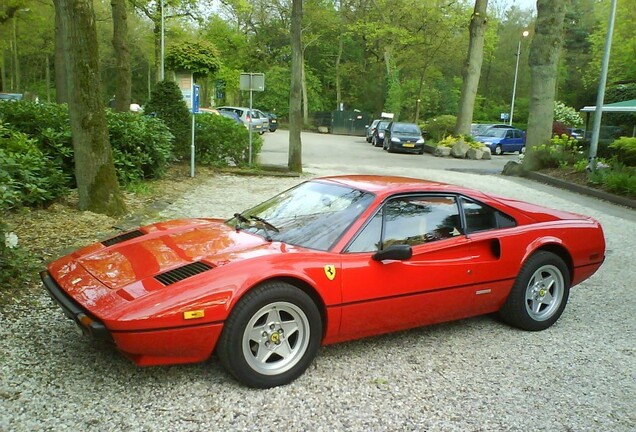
<box><xmin>371</xmin><ymin>120</ymin><xmax>391</xmax><ymax>147</ymax></box>
<box><xmin>383</xmin><ymin>122</ymin><xmax>425</xmax><ymax>154</ymax></box>
<box><xmin>365</xmin><ymin>119</ymin><xmax>381</xmax><ymax>143</ymax></box>
<box><xmin>475</xmin><ymin>127</ymin><xmax>526</xmax><ymax>155</ymax></box>
<box><xmin>261</xmin><ymin>111</ymin><xmax>279</xmax><ymax>132</ymax></box>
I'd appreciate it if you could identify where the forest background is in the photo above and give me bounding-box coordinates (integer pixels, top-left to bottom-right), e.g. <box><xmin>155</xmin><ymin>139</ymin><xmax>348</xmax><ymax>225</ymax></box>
<box><xmin>1</xmin><ymin>0</ymin><xmax>634</xmax><ymax>128</ymax></box>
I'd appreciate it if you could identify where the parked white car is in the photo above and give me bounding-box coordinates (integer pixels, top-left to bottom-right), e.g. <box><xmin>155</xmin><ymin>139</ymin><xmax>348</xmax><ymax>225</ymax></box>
<box><xmin>217</xmin><ymin>106</ymin><xmax>268</xmax><ymax>134</ymax></box>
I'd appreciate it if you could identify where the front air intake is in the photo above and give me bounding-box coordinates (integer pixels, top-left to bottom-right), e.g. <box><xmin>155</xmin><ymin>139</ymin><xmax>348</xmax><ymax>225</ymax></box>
<box><xmin>154</xmin><ymin>262</ymin><xmax>214</xmax><ymax>286</ymax></box>
<box><xmin>102</xmin><ymin>230</ymin><xmax>145</xmax><ymax>247</ymax></box>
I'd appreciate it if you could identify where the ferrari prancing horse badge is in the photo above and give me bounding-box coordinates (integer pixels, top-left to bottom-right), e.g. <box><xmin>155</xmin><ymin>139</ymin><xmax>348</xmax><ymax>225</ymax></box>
<box><xmin>324</xmin><ymin>265</ymin><xmax>336</xmax><ymax>281</ymax></box>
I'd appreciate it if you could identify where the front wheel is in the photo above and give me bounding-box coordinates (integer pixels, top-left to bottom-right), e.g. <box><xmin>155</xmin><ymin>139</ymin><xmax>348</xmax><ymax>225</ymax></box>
<box><xmin>494</xmin><ymin>144</ymin><xmax>503</xmax><ymax>155</ymax></box>
<box><xmin>216</xmin><ymin>282</ymin><xmax>322</xmax><ymax>388</ymax></box>
<box><xmin>499</xmin><ymin>251</ymin><xmax>570</xmax><ymax>331</ymax></box>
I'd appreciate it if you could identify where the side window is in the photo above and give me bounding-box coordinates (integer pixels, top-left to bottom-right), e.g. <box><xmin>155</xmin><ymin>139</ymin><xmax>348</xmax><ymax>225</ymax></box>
<box><xmin>383</xmin><ymin>196</ymin><xmax>463</xmax><ymax>248</ymax></box>
<box><xmin>346</xmin><ymin>211</ymin><xmax>383</xmax><ymax>253</ymax></box>
<box><xmin>506</xmin><ymin>130</ymin><xmax>514</xmax><ymax>138</ymax></box>
<box><xmin>461</xmin><ymin>198</ymin><xmax>516</xmax><ymax>233</ymax></box>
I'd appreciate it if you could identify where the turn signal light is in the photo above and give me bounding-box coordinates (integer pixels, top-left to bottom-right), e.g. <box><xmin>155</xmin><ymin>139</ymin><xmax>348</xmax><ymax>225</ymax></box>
<box><xmin>184</xmin><ymin>310</ymin><xmax>205</xmax><ymax>320</ymax></box>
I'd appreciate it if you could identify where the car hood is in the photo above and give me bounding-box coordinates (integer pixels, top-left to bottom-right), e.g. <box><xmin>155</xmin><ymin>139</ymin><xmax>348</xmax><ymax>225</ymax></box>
<box><xmin>72</xmin><ymin>219</ymin><xmax>276</xmax><ymax>290</ymax></box>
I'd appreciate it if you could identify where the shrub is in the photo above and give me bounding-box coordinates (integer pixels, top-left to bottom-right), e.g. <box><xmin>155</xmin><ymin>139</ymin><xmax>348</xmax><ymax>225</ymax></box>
<box><xmin>194</xmin><ymin>114</ymin><xmax>262</xmax><ymax>166</ymax></box>
<box><xmin>588</xmin><ymin>162</ymin><xmax>636</xmax><ymax>198</ymax></box>
<box><xmin>422</xmin><ymin>115</ymin><xmax>457</xmax><ymax>142</ymax></box>
<box><xmin>0</xmin><ymin>101</ymin><xmax>74</xmax><ymax>175</ymax></box>
<box><xmin>144</xmin><ymin>80</ymin><xmax>191</xmax><ymax>158</ymax></box>
<box><xmin>106</xmin><ymin>111</ymin><xmax>174</xmax><ymax>185</ymax></box>
<box><xmin>525</xmin><ymin>134</ymin><xmax>584</xmax><ymax>169</ymax></box>
<box><xmin>609</xmin><ymin>137</ymin><xmax>636</xmax><ymax>166</ymax></box>
<box><xmin>0</xmin><ymin>122</ymin><xmax>69</xmax><ymax>209</ymax></box>
<box><xmin>437</xmin><ymin>135</ymin><xmax>482</xmax><ymax>150</ymax></box>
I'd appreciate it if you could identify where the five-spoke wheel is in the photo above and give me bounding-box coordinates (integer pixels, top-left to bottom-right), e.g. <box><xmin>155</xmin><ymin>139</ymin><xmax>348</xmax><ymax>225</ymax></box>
<box><xmin>217</xmin><ymin>282</ymin><xmax>321</xmax><ymax>388</ymax></box>
<box><xmin>499</xmin><ymin>251</ymin><xmax>570</xmax><ymax>331</ymax></box>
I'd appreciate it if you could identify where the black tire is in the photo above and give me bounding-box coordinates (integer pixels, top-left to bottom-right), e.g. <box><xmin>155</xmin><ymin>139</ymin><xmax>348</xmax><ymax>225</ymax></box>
<box><xmin>494</xmin><ymin>144</ymin><xmax>503</xmax><ymax>155</ymax></box>
<box><xmin>216</xmin><ymin>281</ymin><xmax>322</xmax><ymax>388</ymax></box>
<box><xmin>269</xmin><ymin>128</ymin><xmax>276</xmax><ymax>132</ymax></box>
<box><xmin>387</xmin><ymin>143</ymin><xmax>395</xmax><ymax>153</ymax></box>
<box><xmin>499</xmin><ymin>251</ymin><xmax>570</xmax><ymax>331</ymax></box>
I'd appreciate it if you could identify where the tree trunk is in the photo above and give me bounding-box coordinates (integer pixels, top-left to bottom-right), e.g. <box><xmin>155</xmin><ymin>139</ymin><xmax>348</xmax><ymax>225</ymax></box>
<box><xmin>288</xmin><ymin>0</ymin><xmax>303</xmax><ymax>173</ymax></box>
<box><xmin>525</xmin><ymin>0</ymin><xmax>567</xmax><ymax>169</ymax></box>
<box><xmin>335</xmin><ymin>35</ymin><xmax>343</xmax><ymax>110</ymax></box>
<box><xmin>12</xmin><ymin>18</ymin><xmax>20</xmax><ymax>92</ymax></box>
<box><xmin>384</xmin><ymin>48</ymin><xmax>401</xmax><ymax>119</ymax></box>
<box><xmin>55</xmin><ymin>0</ymin><xmax>127</xmax><ymax>216</ymax></box>
<box><xmin>455</xmin><ymin>0</ymin><xmax>489</xmax><ymax>136</ymax></box>
<box><xmin>301</xmin><ymin>53</ymin><xmax>309</xmax><ymax>125</ymax></box>
<box><xmin>154</xmin><ymin>20</ymin><xmax>162</xmax><ymax>81</ymax></box>
<box><xmin>54</xmin><ymin>0</ymin><xmax>68</xmax><ymax>103</ymax></box>
<box><xmin>111</xmin><ymin>0</ymin><xmax>131</xmax><ymax>112</ymax></box>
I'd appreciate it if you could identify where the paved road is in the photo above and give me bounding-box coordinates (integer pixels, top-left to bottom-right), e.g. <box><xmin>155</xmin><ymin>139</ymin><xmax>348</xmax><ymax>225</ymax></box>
<box><xmin>259</xmin><ymin>129</ymin><xmax>520</xmax><ymax>173</ymax></box>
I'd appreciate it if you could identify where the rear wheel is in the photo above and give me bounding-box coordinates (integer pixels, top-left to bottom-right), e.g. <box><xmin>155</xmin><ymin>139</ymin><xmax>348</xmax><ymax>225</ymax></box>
<box><xmin>216</xmin><ymin>282</ymin><xmax>322</xmax><ymax>388</ymax></box>
<box><xmin>499</xmin><ymin>251</ymin><xmax>570</xmax><ymax>331</ymax></box>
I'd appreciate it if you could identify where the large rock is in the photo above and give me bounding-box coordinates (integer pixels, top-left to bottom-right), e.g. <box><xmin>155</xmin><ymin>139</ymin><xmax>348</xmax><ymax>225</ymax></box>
<box><xmin>466</xmin><ymin>148</ymin><xmax>484</xmax><ymax>160</ymax></box>
<box><xmin>434</xmin><ymin>146</ymin><xmax>451</xmax><ymax>157</ymax></box>
<box><xmin>450</xmin><ymin>140</ymin><xmax>470</xmax><ymax>158</ymax></box>
<box><xmin>502</xmin><ymin>161</ymin><xmax>524</xmax><ymax>176</ymax></box>
<box><xmin>481</xmin><ymin>146</ymin><xmax>492</xmax><ymax>160</ymax></box>
<box><xmin>318</xmin><ymin>126</ymin><xmax>329</xmax><ymax>133</ymax></box>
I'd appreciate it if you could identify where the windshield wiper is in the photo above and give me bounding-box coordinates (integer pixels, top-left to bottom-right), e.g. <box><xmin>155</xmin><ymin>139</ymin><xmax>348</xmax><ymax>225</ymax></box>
<box><xmin>248</xmin><ymin>215</ymin><xmax>280</xmax><ymax>242</ymax></box>
<box><xmin>249</xmin><ymin>215</ymin><xmax>280</xmax><ymax>232</ymax></box>
<box><xmin>234</xmin><ymin>212</ymin><xmax>250</xmax><ymax>231</ymax></box>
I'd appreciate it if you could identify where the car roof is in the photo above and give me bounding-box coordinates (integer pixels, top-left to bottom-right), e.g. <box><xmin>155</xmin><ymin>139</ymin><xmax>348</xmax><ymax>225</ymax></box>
<box><xmin>316</xmin><ymin>175</ymin><xmax>453</xmax><ymax>194</ymax></box>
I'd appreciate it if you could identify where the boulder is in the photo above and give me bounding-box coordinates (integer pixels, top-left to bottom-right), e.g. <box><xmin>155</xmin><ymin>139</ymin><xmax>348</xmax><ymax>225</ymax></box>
<box><xmin>502</xmin><ymin>161</ymin><xmax>524</xmax><ymax>176</ymax></box>
<box><xmin>434</xmin><ymin>146</ymin><xmax>451</xmax><ymax>157</ymax></box>
<box><xmin>481</xmin><ymin>147</ymin><xmax>492</xmax><ymax>160</ymax></box>
<box><xmin>466</xmin><ymin>148</ymin><xmax>484</xmax><ymax>160</ymax></box>
<box><xmin>318</xmin><ymin>126</ymin><xmax>329</xmax><ymax>134</ymax></box>
<box><xmin>450</xmin><ymin>140</ymin><xmax>470</xmax><ymax>158</ymax></box>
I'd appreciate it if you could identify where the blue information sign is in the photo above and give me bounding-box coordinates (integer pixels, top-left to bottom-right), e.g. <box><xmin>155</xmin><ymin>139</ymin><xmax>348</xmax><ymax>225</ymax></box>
<box><xmin>192</xmin><ymin>84</ymin><xmax>200</xmax><ymax>114</ymax></box>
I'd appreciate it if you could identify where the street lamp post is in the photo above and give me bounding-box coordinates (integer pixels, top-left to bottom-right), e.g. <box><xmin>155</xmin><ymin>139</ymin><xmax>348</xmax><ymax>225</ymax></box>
<box><xmin>509</xmin><ymin>30</ymin><xmax>529</xmax><ymax>126</ymax></box>
<box><xmin>160</xmin><ymin>0</ymin><xmax>165</xmax><ymax>81</ymax></box>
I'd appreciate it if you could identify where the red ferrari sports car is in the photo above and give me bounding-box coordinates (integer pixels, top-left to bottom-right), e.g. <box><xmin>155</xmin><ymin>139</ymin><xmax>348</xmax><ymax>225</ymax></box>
<box><xmin>41</xmin><ymin>175</ymin><xmax>605</xmax><ymax>388</ymax></box>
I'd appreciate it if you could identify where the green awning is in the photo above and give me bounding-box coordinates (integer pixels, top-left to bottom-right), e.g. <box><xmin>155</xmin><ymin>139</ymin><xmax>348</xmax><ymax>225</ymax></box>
<box><xmin>581</xmin><ymin>99</ymin><xmax>636</xmax><ymax>113</ymax></box>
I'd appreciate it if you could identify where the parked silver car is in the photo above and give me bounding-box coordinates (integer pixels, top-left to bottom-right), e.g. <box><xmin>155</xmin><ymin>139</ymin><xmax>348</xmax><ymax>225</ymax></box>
<box><xmin>217</xmin><ymin>106</ymin><xmax>268</xmax><ymax>134</ymax></box>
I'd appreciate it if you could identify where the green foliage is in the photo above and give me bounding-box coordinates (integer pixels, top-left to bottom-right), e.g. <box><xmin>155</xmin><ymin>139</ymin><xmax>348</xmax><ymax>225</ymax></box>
<box><xmin>144</xmin><ymin>80</ymin><xmax>191</xmax><ymax>158</ymax></box>
<box><xmin>106</xmin><ymin>111</ymin><xmax>174</xmax><ymax>185</ymax></box>
<box><xmin>588</xmin><ymin>162</ymin><xmax>636</xmax><ymax>198</ymax></box>
<box><xmin>0</xmin><ymin>222</ymin><xmax>39</xmax><ymax>295</ymax></box>
<box><xmin>166</xmin><ymin>40</ymin><xmax>222</xmax><ymax>78</ymax></box>
<box><xmin>194</xmin><ymin>114</ymin><xmax>262</xmax><ymax>167</ymax></box>
<box><xmin>554</xmin><ymin>101</ymin><xmax>582</xmax><ymax>127</ymax></box>
<box><xmin>0</xmin><ymin>101</ymin><xmax>74</xmax><ymax>176</ymax></box>
<box><xmin>609</xmin><ymin>137</ymin><xmax>636</xmax><ymax>167</ymax></box>
<box><xmin>0</xmin><ymin>123</ymin><xmax>69</xmax><ymax>210</ymax></box>
<box><xmin>422</xmin><ymin>115</ymin><xmax>457</xmax><ymax>142</ymax></box>
<box><xmin>525</xmin><ymin>134</ymin><xmax>584</xmax><ymax>169</ymax></box>
<box><xmin>437</xmin><ymin>135</ymin><xmax>482</xmax><ymax>150</ymax></box>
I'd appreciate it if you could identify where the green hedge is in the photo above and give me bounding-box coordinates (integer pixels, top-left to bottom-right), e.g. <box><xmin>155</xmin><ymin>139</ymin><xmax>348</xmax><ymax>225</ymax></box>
<box><xmin>195</xmin><ymin>113</ymin><xmax>262</xmax><ymax>166</ymax></box>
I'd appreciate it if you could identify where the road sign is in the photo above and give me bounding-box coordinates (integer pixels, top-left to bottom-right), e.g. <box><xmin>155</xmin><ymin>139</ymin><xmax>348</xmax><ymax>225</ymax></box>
<box><xmin>192</xmin><ymin>84</ymin><xmax>200</xmax><ymax>114</ymax></box>
<box><xmin>240</xmin><ymin>73</ymin><xmax>265</xmax><ymax>91</ymax></box>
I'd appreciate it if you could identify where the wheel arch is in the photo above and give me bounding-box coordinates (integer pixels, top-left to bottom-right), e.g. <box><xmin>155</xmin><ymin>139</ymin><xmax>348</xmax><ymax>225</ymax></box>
<box><xmin>251</xmin><ymin>276</ymin><xmax>328</xmax><ymax>338</ymax></box>
<box><xmin>532</xmin><ymin>243</ymin><xmax>574</xmax><ymax>283</ymax></box>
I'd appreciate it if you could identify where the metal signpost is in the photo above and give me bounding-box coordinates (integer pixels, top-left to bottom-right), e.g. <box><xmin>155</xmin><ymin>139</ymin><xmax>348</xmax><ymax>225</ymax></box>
<box><xmin>239</xmin><ymin>73</ymin><xmax>265</xmax><ymax>165</ymax></box>
<box><xmin>191</xmin><ymin>84</ymin><xmax>200</xmax><ymax>177</ymax></box>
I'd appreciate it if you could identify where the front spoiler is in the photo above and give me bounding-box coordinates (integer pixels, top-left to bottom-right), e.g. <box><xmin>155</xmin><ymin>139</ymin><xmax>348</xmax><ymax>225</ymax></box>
<box><xmin>40</xmin><ymin>271</ymin><xmax>113</xmax><ymax>343</ymax></box>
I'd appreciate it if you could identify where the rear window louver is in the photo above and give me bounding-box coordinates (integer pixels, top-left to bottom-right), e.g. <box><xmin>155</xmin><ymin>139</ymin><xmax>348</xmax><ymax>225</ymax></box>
<box><xmin>102</xmin><ymin>229</ymin><xmax>145</xmax><ymax>246</ymax></box>
<box><xmin>154</xmin><ymin>262</ymin><xmax>213</xmax><ymax>286</ymax></box>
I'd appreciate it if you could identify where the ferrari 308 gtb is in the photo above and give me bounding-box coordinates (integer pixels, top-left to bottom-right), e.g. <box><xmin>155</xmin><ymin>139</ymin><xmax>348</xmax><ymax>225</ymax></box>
<box><xmin>41</xmin><ymin>175</ymin><xmax>605</xmax><ymax>388</ymax></box>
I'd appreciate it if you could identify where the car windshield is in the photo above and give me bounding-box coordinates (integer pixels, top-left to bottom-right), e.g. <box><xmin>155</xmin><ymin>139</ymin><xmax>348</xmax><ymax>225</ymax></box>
<box><xmin>393</xmin><ymin>123</ymin><xmax>420</xmax><ymax>134</ymax></box>
<box><xmin>484</xmin><ymin>128</ymin><xmax>507</xmax><ymax>138</ymax></box>
<box><xmin>378</xmin><ymin>121</ymin><xmax>390</xmax><ymax>129</ymax></box>
<box><xmin>227</xmin><ymin>181</ymin><xmax>375</xmax><ymax>251</ymax></box>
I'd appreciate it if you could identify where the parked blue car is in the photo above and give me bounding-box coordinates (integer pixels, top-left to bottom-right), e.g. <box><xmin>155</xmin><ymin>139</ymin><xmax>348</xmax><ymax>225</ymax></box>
<box><xmin>475</xmin><ymin>127</ymin><xmax>526</xmax><ymax>155</ymax></box>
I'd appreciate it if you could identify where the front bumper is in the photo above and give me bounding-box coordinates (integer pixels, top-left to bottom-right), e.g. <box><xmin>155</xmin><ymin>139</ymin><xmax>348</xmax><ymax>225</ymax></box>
<box><xmin>40</xmin><ymin>271</ymin><xmax>113</xmax><ymax>342</ymax></box>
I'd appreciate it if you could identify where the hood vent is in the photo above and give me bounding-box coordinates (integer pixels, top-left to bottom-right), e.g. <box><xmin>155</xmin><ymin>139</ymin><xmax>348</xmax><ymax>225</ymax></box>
<box><xmin>102</xmin><ymin>229</ymin><xmax>145</xmax><ymax>247</ymax></box>
<box><xmin>154</xmin><ymin>262</ymin><xmax>213</xmax><ymax>286</ymax></box>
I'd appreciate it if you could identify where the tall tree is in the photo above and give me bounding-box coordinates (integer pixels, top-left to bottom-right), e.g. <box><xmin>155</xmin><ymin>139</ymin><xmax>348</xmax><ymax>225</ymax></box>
<box><xmin>55</xmin><ymin>0</ymin><xmax>126</xmax><ymax>215</ymax></box>
<box><xmin>288</xmin><ymin>0</ymin><xmax>302</xmax><ymax>173</ymax></box>
<box><xmin>525</xmin><ymin>0</ymin><xmax>567</xmax><ymax>166</ymax></box>
<box><xmin>455</xmin><ymin>0</ymin><xmax>489</xmax><ymax>136</ymax></box>
<box><xmin>111</xmin><ymin>0</ymin><xmax>131</xmax><ymax>112</ymax></box>
<box><xmin>54</xmin><ymin>1</ymin><xmax>68</xmax><ymax>103</ymax></box>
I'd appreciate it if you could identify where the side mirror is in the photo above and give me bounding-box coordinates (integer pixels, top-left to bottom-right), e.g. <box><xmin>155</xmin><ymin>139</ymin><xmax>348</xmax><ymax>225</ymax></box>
<box><xmin>372</xmin><ymin>244</ymin><xmax>413</xmax><ymax>262</ymax></box>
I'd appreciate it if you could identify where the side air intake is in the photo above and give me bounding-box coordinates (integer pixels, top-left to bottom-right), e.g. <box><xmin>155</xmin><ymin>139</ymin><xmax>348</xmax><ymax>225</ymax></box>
<box><xmin>102</xmin><ymin>230</ymin><xmax>145</xmax><ymax>247</ymax></box>
<box><xmin>154</xmin><ymin>262</ymin><xmax>214</xmax><ymax>286</ymax></box>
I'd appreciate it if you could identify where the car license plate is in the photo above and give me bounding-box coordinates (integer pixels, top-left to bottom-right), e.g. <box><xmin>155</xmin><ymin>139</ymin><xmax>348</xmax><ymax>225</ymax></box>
<box><xmin>403</xmin><ymin>143</ymin><xmax>415</xmax><ymax>148</ymax></box>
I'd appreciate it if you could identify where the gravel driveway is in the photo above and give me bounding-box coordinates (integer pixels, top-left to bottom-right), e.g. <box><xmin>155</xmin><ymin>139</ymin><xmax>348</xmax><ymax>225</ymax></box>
<box><xmin>1</xmin><ymin>164</ymin><xmax>634</xmax><ymax>431</ymax></box>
